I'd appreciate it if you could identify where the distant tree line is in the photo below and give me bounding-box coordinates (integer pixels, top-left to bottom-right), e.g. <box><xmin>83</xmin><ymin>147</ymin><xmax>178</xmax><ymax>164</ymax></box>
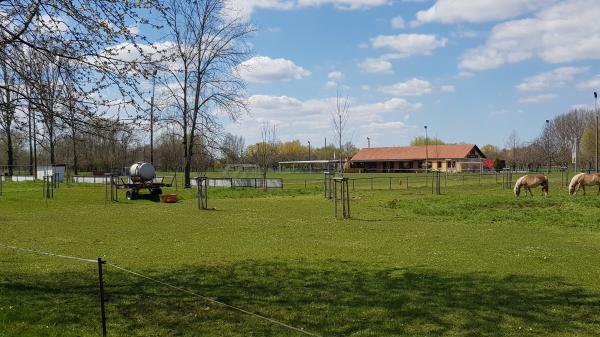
<box><xmin>481</xmin><ymin>108</ymin><xmax>597</xmax><ymax>171</ymax></box>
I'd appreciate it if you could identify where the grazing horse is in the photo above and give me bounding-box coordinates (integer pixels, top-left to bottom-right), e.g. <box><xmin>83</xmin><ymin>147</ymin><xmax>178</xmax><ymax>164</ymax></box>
<box><xmin>514</xmin><ymin>174</ymin><xmax>549</xmax><ymax>197</ymax></box>
<box><xmin>568</xmin><ymin>173</ymin><xmax>600</xmax><ymax>195</ymax></box>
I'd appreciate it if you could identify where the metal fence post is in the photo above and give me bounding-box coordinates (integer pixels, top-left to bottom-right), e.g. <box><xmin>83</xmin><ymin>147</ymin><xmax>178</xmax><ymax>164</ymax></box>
<box><xmin>97</xmin><ymin>258</ymin><xmax>107</xmax><ymax>337</ymax></box>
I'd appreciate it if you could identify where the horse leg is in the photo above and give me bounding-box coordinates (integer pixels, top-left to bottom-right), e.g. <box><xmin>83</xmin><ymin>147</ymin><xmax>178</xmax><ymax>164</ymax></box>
<box><xmin>582</xmin><ymin>185</ymin><xmax>586</xmax><ymax>196</ymax></box>
<box><xmin>527</xmin><ymin>187</ymin><xmax>533</xmax><ymax>197</ymax></box>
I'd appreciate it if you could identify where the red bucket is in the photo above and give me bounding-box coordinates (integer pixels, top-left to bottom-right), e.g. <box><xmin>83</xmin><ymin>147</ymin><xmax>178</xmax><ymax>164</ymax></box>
<box><xmin>160</xmin><ymin>194</ymin><xmax>177</xmax><ymax>203</ymax></box>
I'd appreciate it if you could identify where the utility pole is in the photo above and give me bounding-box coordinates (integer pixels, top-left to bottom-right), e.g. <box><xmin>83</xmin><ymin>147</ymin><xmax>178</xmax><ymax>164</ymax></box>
<box><xmin>424</xmin><ymin>125</ymin><xmax>429</xmax><ymax>173</ymax></box>
<box><xmin>594</xmin><ymin>91</ymin><xmax>598</xmax><ymax>172</ymax></box>
<box><xmin>367</xmin><ymin>137</ymin><xmax>370</xmax><ymax>148</ymax></box>
<box><xmin>149</xmin><ymin>69</ymin><xmax>157</xmax><ymax>164</ymax></box>
<box><xmin>546</xmin><ymin>119</ymin><xmax>550</xmax><ymax>173</ymax></box>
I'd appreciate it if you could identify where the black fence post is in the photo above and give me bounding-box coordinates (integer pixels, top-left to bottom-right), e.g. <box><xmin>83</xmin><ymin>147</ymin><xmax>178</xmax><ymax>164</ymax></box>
<box><xmin>389</xmin><ymin>176</ymin><xmax>392</xmax><ymax>190</ymax></box>
<box><xmin>97</xmin><ymin>258</ymin><xmax>107</xmax><ymax>337</ymax></box>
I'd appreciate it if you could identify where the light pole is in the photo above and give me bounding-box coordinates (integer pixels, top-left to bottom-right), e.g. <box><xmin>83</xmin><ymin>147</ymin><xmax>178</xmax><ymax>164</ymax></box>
<box><xmin>594</xmin><ymin>91</ymin><xmax>598</xmax><ymax>172</ymax></box>
<box><xmin>546</xmin><ymin>119</ymin><xmax>550</xmax><ymax>173</ymax></box>
<box><xmin>149</xmin><ymin>69</ymin><xmax>157</xmax><ymax>164</ymax></box>
<box><xmin>367</xmin><ymin>137</ymin><xmax>371</xmax><ymax>148</ymax></box>
<box><xmin>307</xmin><ymin>140</ymin><xmax>311</xmax><ymax>173</ymax></box>
<box><xmin>424</xmin><ymin>125</ymin><xmax>429</xmax><ymax>173</ymax></box>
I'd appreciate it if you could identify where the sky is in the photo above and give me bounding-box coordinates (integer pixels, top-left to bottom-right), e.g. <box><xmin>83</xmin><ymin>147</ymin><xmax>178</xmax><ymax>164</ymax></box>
<box><xmin>155</xmin><ymin>0</ymin><xmax>600</xmax><ymax>149</ymax></box>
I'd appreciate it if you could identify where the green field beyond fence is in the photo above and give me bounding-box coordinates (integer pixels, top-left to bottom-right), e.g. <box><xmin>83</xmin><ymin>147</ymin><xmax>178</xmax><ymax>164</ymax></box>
<box><xmin>1</xmin><ymin>172</ymin><xmax>600</xmax><ymax>337</ymax></box>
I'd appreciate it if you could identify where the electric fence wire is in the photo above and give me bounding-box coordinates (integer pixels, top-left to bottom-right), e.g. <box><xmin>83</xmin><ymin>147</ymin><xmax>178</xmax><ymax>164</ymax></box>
<box><xmin>0</xmin><ymin>243</ymin><xmax>325</xmax><ymax>337</ymax></box>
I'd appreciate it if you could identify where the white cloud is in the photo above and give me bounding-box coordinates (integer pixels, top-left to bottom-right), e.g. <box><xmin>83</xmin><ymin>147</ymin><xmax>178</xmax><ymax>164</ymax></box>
<box><xmin>371</xmin><ymin>34</ymin><xmax>447</xmax><ymax>58</ymax></box>
<box><xmin>325</xmin><ymin>80</ymin><xmax>338</xmax><ymax>89</ymax></box>
<box><xmin>361</xmin><ymin>85</ymin><xmax>371</xmax><ymax>91</ymax></box>
<box><xmin>391</xmin><ymin>15</ymin><xmax>405</xmax><ymax>29</ymax></box>
<box><xmin>296</xmin><ymin>0</ymin><xmax>388</xmax><ymax>10</ymax></box>
<box><xmin>415</xmin><ymin>0</ymin><xmax>557</xmax><ymax>24</ymax></box>
<box><xmin>440</xmin><ymin>85</ymin><xmax>455</xmax><ymax>93</ymax></box>
<box><xmin>578</xmin><ymin>74</ymin><xmax>600</xmax><ymax>90</ymax></box>
<box><xmin>518</xmin><ymin>93</ymin><xmax>557</xmax><ymax>104</ymax></box>
<box><xmin>379</xmin><ymin>78</ymin><xmax>433</xmax><ymax>96</ymax></box>
<box><xmin>226</xmin><ymin>0</ymin><xmax>387</xmax><ymax>20</ymax></box>
<box><xmin>324</xmin><ymin>71</ymin><xmax>344</xmax><ymax>89</ymax></box>
<box><xmin>368</xmin><ymin>121</ymin><xmax>405</xmax><ymax>129</ymax></box>
<box><xmin>358</xmin><ymin>58</ymin><xmax>393</xmax><ymax>74</ymax></box>
<box><xmin>328</xmin><ymin>71</ymin><xmax>344</xmax><ymax>81</ymax></box>
<box><xmin>234</xmin><ymin>94</ymin><xmax>421</xmax><ymax>143</ymax></box>
<box><xmin>460</xmin><ymin>0</ymin><xmax>600</xmax><ymax>71</ymax></box>
<box><xmin>516</xmin><ymin>67</ymin><xmax>587</xmax><ymax>92</ymax></box>
<box><xmin>236</xmin><ymin>56</ymin><xmax>310</xmax><ymax>83</ymax></box>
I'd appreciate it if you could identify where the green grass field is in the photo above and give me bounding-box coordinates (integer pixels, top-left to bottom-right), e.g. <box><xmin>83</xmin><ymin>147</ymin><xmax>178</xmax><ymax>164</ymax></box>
<box><xmin>1</xmin><ymin>173</ymin><xmax>600</xmax><ymax>337</ymax></box>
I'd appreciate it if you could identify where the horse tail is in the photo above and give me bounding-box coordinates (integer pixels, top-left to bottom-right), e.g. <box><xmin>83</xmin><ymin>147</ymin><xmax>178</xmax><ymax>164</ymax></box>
<box><xmin>514</xmin><ymin>176</ymin><xmax>524</xmax><ymax>197</ymax></box>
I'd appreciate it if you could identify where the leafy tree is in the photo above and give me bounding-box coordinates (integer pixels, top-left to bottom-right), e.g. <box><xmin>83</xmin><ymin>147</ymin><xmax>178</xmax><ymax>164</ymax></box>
<box><xmin>410</xmin><ymin>136</ymin><xmax>445</xmax><ymax>146</ymax></box>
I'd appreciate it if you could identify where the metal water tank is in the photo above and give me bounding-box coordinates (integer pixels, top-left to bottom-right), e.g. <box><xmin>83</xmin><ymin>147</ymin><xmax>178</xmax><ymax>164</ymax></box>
<box><xmin>129</xmin><ymin>162</ymin><xmax>155</xmax><ymax>182</ymax></box>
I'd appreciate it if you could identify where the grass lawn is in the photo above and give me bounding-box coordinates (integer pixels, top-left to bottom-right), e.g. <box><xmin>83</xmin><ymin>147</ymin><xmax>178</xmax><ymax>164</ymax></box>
<box><xmin>1</xmin><ymin>174</ymin><xmax>600</xmax><ymax>336</ymax></box>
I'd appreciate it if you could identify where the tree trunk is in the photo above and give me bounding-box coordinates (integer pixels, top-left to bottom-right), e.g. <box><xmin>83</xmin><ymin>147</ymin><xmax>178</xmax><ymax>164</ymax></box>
<box><xmin>72</xmin><ymin>131</ymin><xmax>78</xmax><ymax>175</ymax></box>
<box><xmin>28</xmin><ymin>104</ymin><xmax>34</xmax><ymax>175</ymax></box>
<box><xmin>6</xmin><ymin>126</ymin><xmax>13</xmax><ymax>176</ymax></box>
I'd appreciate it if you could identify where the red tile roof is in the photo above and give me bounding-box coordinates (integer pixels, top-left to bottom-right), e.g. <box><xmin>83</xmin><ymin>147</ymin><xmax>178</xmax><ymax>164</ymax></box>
<box><xmin>351</xmin><ymin>144</ymin><xmax>484</xmax><ymax>161</ymax></box>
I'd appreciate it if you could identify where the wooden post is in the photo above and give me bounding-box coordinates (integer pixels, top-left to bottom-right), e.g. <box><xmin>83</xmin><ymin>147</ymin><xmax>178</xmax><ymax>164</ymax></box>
<box><xmin>333</xmin><ymin>178</ymin><xmax>338</xmax><ymax>218</ymax></box>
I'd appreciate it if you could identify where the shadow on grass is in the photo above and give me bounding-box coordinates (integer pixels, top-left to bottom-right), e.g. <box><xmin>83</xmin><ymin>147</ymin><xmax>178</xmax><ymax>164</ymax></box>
<box><xmin>1</xmin><ymin>261</ymin><xmax>599</xmax><ymax>336</ymax></box>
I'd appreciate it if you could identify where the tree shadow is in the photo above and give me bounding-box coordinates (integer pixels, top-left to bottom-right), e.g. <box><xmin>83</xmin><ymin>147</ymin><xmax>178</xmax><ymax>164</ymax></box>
<box><xmin>1</xmin><ymin>261</ymin><xmax>599</xmax><ymax>336</ymax></box>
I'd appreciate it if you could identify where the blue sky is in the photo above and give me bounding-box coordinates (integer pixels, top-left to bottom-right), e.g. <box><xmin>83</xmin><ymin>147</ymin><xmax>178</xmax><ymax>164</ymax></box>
<box><xmin>154</xmin><ymin>0</ymin><xmax>600</xmax><ymax>149</ymax></box>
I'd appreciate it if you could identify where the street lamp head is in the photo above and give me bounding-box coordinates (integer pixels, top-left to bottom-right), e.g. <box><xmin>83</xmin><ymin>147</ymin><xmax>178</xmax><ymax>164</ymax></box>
<box><xmin>595</xmin><ymin>92</ymin><xmax>597</xmax><ymax>99</ymax></box>
<box><xmin>546</xmin><ymin>119</ymin><xmax>549</xmax><ymax>123</ymax></box>
<box><xmin>424</xmin><ymin>125</ymin><xmax>427</xmax><ymax>129</ymax></box>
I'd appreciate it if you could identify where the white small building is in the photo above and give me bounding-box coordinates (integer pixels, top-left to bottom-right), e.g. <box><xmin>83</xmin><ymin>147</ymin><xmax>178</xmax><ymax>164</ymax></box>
<box><xmin>36</xmin><ymin>165</ymin><xmax>66</xmax><ymax>182</ymax></box>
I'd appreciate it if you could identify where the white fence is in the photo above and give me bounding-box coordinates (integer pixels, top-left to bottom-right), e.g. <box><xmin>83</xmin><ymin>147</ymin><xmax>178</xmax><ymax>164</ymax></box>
<box><xmin>73</xmin><ymin>176</ymin><xmax>110</xmax><ymax>184</ymax></box>
<box><xmin>191</xmin><ymin>178</ymin><xmax>283</xmax><ymax>188</ymax></box>
<box><xmin>10</xmin><ymin>176</ymin><xmax>35</xmax><ymax>182</ymax></box>
<box><xmin>72</xmin><ymin>176</ymin><xmax>171</xmax><ymax>185</ymax></box>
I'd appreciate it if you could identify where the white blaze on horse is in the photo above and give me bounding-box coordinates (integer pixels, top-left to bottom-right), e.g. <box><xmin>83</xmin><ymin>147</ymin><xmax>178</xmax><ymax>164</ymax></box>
<box><xmin>568</xmin><ymin>173</ymin><xmax>600</xmax><ymax>195</ymax></box>
<box><xmin>514</xmin><ymin>174</ymin><xmax>549</xmax><ymax>197</ymax></box>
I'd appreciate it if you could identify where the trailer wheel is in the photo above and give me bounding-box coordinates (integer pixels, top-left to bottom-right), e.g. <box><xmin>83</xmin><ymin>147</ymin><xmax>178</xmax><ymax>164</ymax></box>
<box><xmin>126</xmin><ymin>189</ymin><xmax>135</xmax><ymax>200</ymax></box>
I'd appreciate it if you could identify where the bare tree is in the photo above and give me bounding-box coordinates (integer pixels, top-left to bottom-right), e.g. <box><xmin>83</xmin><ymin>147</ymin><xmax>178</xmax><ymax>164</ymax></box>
<box><xmin>0</xmin><ymin>45</ymin><xmax>17</xmax><ymax>175</ymax></box>
<box><xmin>505</xmin><ymin>130</ymin><xmax>520</xmax><ymax>169</ymax></box>
<box><xmin>221</xmin><ymin>133</ymin><xmax>245</xmax><ymax>165</ymax></box>
<box><xmin>162</xmin><ymin>0</ymin><xmax>252</xmax><ymax>187</ymax></box>
<box><xmin>256</xmin><ymin>122</ymin><xmax>277</xmax><ymax>191</ymax></box>
<box><xmin>331</xmin><ymin>90</ymin><xmax>350</xmax><ymax>172</ymax></box>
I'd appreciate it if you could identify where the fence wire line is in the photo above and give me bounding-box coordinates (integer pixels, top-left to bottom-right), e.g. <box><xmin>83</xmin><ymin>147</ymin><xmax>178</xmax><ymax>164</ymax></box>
<box><xmin>107</xmin><ymin>262</ymin><xmax>323</xmax><ymax>337</ymax></box>
<box><xmin>0</xmin><ymin>243</ymin><xmax>97</xmax><ymax>263</ymax></box>
<box><xmin>0</xmin><ymin>243</ymin><xmax>324</xmax><ymax>337</ymax></box>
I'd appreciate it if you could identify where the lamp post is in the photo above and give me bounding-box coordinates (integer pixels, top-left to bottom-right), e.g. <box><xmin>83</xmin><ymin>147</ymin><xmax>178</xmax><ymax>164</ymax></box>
<box><xmin>149</xmin><ymin>69</ymin><xmax>157</xmax><ymax>164</ymax></box>
<box><xmin>546</xmin><ymin>119</ymin><xmax>550</xmax><ymax>173</ymax></box>
<box><xmin>594</xmin><ymin>91</ymin><xmax>598</xmax><ymax>172</ymax></box>
<box><xmin>367</xmin><ymin>137</ymin><xmax>371</xmax><ymax>148</ymax></box>
<box><xmin>424</xmin><ymin>125</ymin><xmax>429</xmax><ymax>173</ymax></box>
<box><xmin>308</xmin><ymin>140</ymin><xmax>311</xmax><ymax>173</ymax></box>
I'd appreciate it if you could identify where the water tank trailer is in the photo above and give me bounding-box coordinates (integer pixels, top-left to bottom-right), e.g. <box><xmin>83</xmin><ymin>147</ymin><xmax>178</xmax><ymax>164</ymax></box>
<box><xmin>119</xmin><ymin>162</ymin><xmax>171</xmax><ymax>200</ymax></box>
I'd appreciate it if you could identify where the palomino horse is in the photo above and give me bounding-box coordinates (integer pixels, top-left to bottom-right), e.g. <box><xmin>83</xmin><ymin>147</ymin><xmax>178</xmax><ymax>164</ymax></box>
<box><xmin>514</xmin><ymin>174</ymin><xmax>549</xmax><ymax>197</ymax></box>
<box><xmin>568</xmin><ymin>172</ymin><xmax>600</xmax><ymax>195</ymax></box>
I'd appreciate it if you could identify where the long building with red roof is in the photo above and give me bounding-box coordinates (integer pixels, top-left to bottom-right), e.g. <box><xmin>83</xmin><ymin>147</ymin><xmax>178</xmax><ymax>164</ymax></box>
<box><xmin>350</xmin><ymin>144</ymin><xmax>486</xmax><ymax>172</ymax></box>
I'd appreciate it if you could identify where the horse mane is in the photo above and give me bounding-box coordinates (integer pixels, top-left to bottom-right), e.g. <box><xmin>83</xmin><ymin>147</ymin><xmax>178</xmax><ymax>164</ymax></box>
<box><xmin>569</xmin><ymin>172</ymin><xmax>585</xmax><ymax>192</ymax></box>
<box><xmin>514</xmin><ymin>176</ymin><xmax>525</xmax><ymax>196</ymax></box>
